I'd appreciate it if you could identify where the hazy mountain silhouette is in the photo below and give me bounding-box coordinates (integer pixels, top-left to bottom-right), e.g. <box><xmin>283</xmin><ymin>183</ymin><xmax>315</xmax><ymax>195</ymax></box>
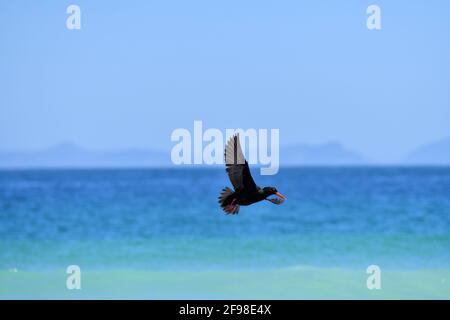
<box><xmin>404</xmin><ymin>137</ymin><xmax>450</xmax><ymax>164</ymax></box>
<box><xmin>281</xmin><ymin>142</ymin><xmax>368</xmax><ymax>165</ymax></box>
<box><xmin>2</xmin><ymin>137</ymin><xmax>449</xmax><ymax>168</ymax></box>
<box><xmin>0</xmin><ymin>142</ymin><xmax>170</xmax><ymax>168</ymax></box>
<box><xmin>0</xmin><ymin>141</ymin><xmax>369</xmax><ymax>168</ymax></box>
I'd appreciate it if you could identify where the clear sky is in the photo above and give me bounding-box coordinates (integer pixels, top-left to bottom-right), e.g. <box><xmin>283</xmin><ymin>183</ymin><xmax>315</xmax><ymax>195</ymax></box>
<box><xmin>1</xmin><ymin>0</ymin><xmax>449</xmax><ymax>162</ymax></box>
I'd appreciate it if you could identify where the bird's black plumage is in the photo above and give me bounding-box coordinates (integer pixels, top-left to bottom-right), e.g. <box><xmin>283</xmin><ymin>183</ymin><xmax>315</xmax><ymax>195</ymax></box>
<box><xmin>218</xmin><ymin>134</ymin><xmax>286</xmax><ymax>214</ymax></box>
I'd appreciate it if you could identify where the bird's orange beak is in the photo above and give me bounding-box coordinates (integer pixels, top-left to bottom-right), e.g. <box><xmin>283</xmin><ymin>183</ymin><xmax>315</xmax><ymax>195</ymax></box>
<box><xmin>275</xmin><ymin>192</ymin><xmax>286</xmax><ymax>200</ymax></box>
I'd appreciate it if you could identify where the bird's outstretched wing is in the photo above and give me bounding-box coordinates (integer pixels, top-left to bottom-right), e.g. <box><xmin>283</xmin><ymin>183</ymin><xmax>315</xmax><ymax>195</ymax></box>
<box><xmin>224</xmin><ymin>134</ymin><xmax>257</xmax><ymax>192</ymax></box>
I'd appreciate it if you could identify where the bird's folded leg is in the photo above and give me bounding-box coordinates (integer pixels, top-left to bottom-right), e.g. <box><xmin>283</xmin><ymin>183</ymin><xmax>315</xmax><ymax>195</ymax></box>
<box><xmin>266</xmin><ymin>197</ymin><xmax>284</xmax><ymax>205</ymax></box>
<box><xmin>223</xmin><ymin>199</ymin><xmax>240</xmax><ymax>214</ymax></box>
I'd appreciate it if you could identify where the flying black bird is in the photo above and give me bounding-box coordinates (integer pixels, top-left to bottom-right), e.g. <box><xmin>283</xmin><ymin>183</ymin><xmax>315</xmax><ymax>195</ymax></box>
<box><xmin>218</xmin><ymin>134</ymin><xmax>286</xmax><ymax>214</ymax></box>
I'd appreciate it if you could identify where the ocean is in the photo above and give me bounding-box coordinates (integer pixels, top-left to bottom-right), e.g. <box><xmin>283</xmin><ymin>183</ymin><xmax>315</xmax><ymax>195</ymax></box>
<box><xmin>0</xmin><ymin>167</ymin><xmax>449</xmax><ymax>299</ymax></box>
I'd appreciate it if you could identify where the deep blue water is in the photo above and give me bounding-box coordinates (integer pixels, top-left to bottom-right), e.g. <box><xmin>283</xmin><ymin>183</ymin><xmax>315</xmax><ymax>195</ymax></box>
<box><xmin>0</xmin><ymin>167</ymin><xmax>449</xmax><ymax>271</ymax></box>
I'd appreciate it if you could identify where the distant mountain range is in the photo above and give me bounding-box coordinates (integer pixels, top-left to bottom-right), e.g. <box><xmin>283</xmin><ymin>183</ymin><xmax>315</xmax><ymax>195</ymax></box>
<box><xmin>281</xmin><ymin>141</ymin><xmax>367</xmax><ymax>165</ymax></box>
<box><xmin>0</xmin><ymin>142</ymin><xmax>170</xmax><ymax>168</ymax></box>
<box><xmin>0</xmin><ymin>137</ymin><xmax>449</xmax><ymax>168</ymax></box>
<box><xmin>403</xmin><ymin>136</ymin><xmax>450</xmax><ymax>165</ymax></box>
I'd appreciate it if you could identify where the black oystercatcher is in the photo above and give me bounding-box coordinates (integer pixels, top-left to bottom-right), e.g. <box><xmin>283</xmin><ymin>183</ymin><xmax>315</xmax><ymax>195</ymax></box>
<box><xmin>218</xmin><ymin>134</ymin><xmax>286</xmax><ymax>214</ymax></box>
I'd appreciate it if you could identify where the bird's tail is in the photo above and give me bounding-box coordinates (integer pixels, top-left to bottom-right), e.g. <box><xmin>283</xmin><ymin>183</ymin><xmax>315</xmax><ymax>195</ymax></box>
<box><xmin>218</xmin><ymin>187</ymin><xmax>240</xmax><ymax>214</ymax></box>
<box><xmin>218</xmin><ymin>187</ymin><xmax>234</xmax><ymax>207</ymax></box>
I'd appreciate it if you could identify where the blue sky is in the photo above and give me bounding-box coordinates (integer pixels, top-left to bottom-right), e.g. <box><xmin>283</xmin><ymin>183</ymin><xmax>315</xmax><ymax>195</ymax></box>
<box><xmin>0</xmin><ymin>0</ymin><xmax>449</xmax><ymax>162</ymax></box>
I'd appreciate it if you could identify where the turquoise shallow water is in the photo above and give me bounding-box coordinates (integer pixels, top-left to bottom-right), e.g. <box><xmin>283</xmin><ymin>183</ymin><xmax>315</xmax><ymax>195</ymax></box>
<box><xmin>0</xmin><ymin>167</ymin><xmax>449</xmax><ymax>299</ymax></box>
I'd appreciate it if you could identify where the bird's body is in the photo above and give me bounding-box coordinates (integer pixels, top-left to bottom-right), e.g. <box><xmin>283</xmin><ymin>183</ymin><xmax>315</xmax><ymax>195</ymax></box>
<box><xmin>218</xmin><ymin>134</ymin><xmax>286</xmax><ymax>214</ymax></box>
<box><xmin>220</xmin><ymin>186</ymin><xmax>266</xmax><ymax>206</ymax></box>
